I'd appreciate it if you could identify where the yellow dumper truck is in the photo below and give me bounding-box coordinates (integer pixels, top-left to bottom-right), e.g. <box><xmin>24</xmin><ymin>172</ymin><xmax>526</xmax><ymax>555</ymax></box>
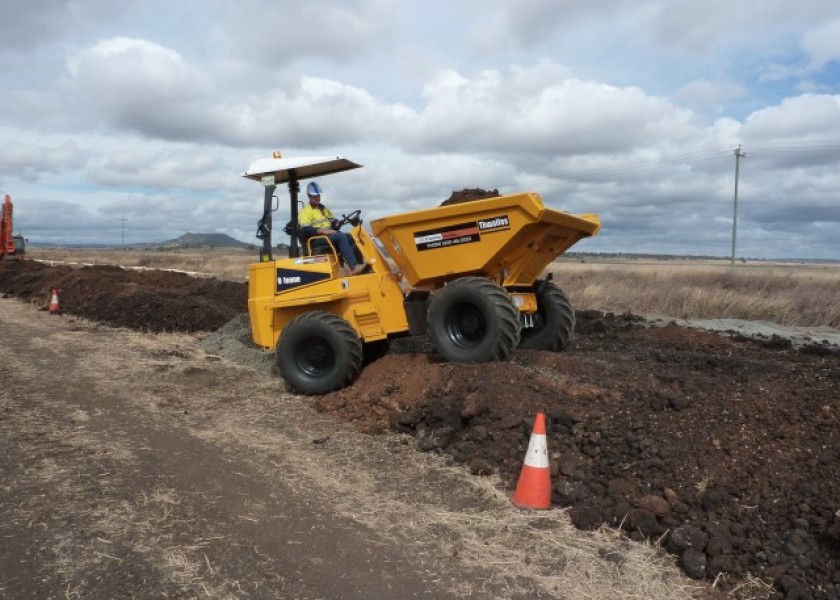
<box><xmin>243</xmin><ymin>154</ymin><xmax>600</xmax><ymax>394</ymax></box>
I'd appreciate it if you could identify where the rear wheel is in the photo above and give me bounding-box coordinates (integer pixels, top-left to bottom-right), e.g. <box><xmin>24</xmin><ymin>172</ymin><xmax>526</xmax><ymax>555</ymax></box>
<box><xmin>276</xmin><ymin>311</ymin><xmax>363</xmax><ymax>395</ymax></box>
<box><xmin>428</xmin><ymin>277</ymin><xmax>521</xmax><ymax>362</ymax></box>
<box><xmin>518</xmin><ymin>280</ymin><xmax>575</xmax><ymax>351</ymax></box>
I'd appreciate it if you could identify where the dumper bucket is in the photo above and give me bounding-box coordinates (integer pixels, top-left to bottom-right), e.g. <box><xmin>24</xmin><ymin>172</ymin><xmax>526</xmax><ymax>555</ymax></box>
<box><xmin>370</xmin><ymin>192</ymin><xmax>600</xmax><ymax>289</ymax></box>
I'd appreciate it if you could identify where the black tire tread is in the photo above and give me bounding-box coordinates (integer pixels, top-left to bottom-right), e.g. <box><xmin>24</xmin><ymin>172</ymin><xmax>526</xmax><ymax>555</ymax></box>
<box><xmin>428</xmin><ymin>276</ymin><xmax>521</xmax><ymax>362</ymax></box>
<box><xmin>518</xmin><ymin>281</ymin><xmax>575</xmax><ymax>351</ymax></box>
<box><xmin>276</xmin><ymin>311</ymin><xmax>363</xmax><ymax>395</ymax></box>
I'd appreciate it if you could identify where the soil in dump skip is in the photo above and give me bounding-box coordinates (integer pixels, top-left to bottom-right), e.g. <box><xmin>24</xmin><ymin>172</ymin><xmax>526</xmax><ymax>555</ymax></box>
<box><xmin>3</xmin><ymin>261</ymin><xmax>839</xmax><ymax>597</ymax></box>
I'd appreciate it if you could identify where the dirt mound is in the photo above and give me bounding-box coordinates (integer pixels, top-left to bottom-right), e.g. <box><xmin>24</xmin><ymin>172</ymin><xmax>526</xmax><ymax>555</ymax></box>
<box><xmin>440</xmin><ymin>188</ymin><xmax>501</xmax><ymax>206</ymax></box>
<box><xmin>316</xmin><ymin>324</ymin><xmax>840</xmax><ymax>597</ymax></box>
<box><xmin>2</xmin><ymin>260</ymin><xmax>839</xmax><ymax>596</ymax></box>
<box><xmin>0</xmin><ymin>261</ymin><xmax>246</xmax><ymax>332</ymax></box>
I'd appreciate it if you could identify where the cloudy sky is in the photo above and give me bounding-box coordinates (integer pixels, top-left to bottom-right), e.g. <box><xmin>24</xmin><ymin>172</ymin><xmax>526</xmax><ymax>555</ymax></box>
<box><xmin>1</xmin><ymin>0</ymin><xmax>839</xmax><ymax>259</ymax></box>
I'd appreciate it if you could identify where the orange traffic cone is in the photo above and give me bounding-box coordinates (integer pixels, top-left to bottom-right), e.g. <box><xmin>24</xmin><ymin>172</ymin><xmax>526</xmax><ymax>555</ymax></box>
<box><xmin>512</xmin><ymin>412</ymin><xmax>552</xmax><ymax>509</ymax></box>
<box><xmin>48</xmin><ymin>289</ymin><xmax>61</xmax><ymax>314</ymax></box>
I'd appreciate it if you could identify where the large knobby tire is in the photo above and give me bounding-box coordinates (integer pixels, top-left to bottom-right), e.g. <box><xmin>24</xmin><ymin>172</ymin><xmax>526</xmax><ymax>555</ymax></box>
<box><xmin>518</xmin><ymin>280</ymin><xmax>575</xmax><ymax>351</ymax></box>
<box><xmin>428</xmin><ymin>277</ymin><xmax>521</xmax><ymax>363</ymax></box>
<box><xmin>276</xmin><ymin>311</ymin><xmax>363</xmax><ymax>395</ymax></box>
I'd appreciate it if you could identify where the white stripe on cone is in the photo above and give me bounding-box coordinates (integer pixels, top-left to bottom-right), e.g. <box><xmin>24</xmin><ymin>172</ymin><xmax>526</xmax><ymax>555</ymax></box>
<box><xmin>522</xmin><ymin>433</ymin><xmax>549</xmax><ymax>469</ymax></box>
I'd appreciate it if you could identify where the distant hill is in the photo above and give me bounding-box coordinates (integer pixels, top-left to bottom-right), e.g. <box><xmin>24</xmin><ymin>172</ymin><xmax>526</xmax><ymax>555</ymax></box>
<box><xmin>150</xmin><ymin>232</ymin><xmax>252</xmax><ymax>249</ymax></box>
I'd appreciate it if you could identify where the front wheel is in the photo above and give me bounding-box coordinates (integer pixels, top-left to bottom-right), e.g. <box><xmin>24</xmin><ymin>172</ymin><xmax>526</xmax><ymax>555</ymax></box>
<box><xmin>276</xmin><ymin>312</ymin><xmax>363</xmax><ymax>395</ymax></box>
<box><xmin>518</xmin><ymin>280</ymin><xmax>575</xmax><ymax>351</ymax></box>
<box><xmin>428</xmin><ymin>277</ymin><xmax>521</xmax><ymax>363</ymax></box>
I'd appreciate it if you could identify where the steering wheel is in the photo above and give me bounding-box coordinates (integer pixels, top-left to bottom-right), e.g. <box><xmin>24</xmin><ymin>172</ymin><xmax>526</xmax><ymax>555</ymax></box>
<box><xmin>337</xmin><ymin>209</ymin><xmax>362</xmax><ymax>228</ymax></box>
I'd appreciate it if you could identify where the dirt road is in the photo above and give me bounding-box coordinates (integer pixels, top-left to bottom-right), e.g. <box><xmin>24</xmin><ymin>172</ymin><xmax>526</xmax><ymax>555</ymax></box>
<box><xmin>0</xmin><ymin>298</ymin><xmax>696</xmax><ymax>600</ymax></box>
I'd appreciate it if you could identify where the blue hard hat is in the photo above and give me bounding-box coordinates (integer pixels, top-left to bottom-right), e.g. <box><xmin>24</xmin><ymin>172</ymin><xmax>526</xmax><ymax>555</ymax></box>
<box><xmin>306</xmin><ymin>181</ymin><xmax>322</xmax><ymax>196</ymax></box>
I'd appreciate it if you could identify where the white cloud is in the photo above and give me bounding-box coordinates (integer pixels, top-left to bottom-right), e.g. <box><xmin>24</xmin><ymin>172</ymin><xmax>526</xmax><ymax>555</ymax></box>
<box><xmin>66</xmin><ymin>38</ymin><xmax>211</xmax><ymax>136</ymax></box>
<box><xmin>466</xmin><ymin>0</ymin><xmax>633</xmax><ymax>50</ymax></box>
<box><xmin>673</xmin><ymin>80</ymin><xmax>747</xmax><ymax>112</ymax></box>
<box><xmin>743</xmin><ymin>95</ymin><xmax>840</xmax><ymax>141</ymax></box>
<box><xmin>0</xmin><ymin>1</ymin><xmax>126</xmax><ymax>54</ymax></box>
<box><xmin>758</xmin><ymin>64</ymin><xmax>808</xmax><ymax>84</ymax></box>
<box><xmin>802</xmin><ymin>20</ymin><xmax>840</xmax><ymax>69</ymax></box>
<box><xmin>0</xmin><ymin>0</ymin><xmax>70</xmax><ymax>51</ymax></box>
<box><xmin>641</xmin><ymin>0</ymin><xmax>837</xmax><ymax>54</ymax></box>
<box><xmin>85</xmin><ymin>142</ymin><xmax>234</xmax><ymax>193</ymax></box>
<box><xmin>2</xmin><ymin>1</ymin><xmax>839</xmax><ymax>259</ymax></box>
<box><xmin>0</xmin><ymin>130</ymin><xmax>86</xmax><ymax>182</ymax></box>
<box><xmin>216</xmin><ymin>0</ymin><xmax>395</xmax><ymax>65</ymax></box>
<box><xmin>64</xmin><ymin>37</ymin><xmax>415</xmax><ymax>147</ymax></box>
<box><xmin>406</xmin><ymin>63</ymin><xmax>699</xmax><ymax>159</ymax></box>
<box><xmin>468</xmin><ymin>0</ymin><xmax>838</xmax><ymax>56</ymax></box>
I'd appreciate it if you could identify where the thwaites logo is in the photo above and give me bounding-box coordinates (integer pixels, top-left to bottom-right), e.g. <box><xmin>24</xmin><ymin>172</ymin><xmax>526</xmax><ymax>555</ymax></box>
<box><xmin>413</xmin><ymin>214</ymin><xmax>510</xmax><ymax>251</ymax></box>
<box><xmin>477</xmin><ymin>215</ymin><xmax>510</xmax><ymax>232</ymax></box>
<box><xmin>276</xmin><ymin>268</ymin><xmax>330</xmax><ymax>292</ymax></box>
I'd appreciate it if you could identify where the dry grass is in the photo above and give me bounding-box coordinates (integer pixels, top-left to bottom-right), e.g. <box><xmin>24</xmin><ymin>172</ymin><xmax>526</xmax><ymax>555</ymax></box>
<box><xmin>3</xmin><ymin>295</ymin><xmax>741</xmax><ymax>598</ymax></box>
<box><xmin>551</xmin><ymin>259</ymin><xmax>840</xmax><ymax>328</ymax></box>
<box><xmin>27</xmin><ymin>247</ymin><xmax>254</xmax><ymax>281</ymax></box>
<box><xmin>0</xmin><ymin>310</ymin><xmax>249</xmax><ymax>599</ymax></box>
<box><xmin>64</xmin><ymin>320</ymin><xmax>705</xmax><ymax>599</ymax></box>
<box><xmin>196</xmin><ymin>400</ymin><xmax>705</xmax><ymax>600</ymax></box>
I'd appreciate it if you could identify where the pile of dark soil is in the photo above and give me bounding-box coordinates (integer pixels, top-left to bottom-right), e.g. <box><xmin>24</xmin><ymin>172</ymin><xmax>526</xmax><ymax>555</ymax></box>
<box><xmin>316</xmin><ymin>314</ymin><xmax>840</xmax><ymax>598</ymax></box>
<box><xmin>0</xmin><ymin>261</ymin><xmax>245</xmax><ymax>332</ymax></box>
<box><xmin>440</xmin><ymin>188</ymin><xmax>501</xmax><ymax>206</ymax></box>
<box><xmin>3</xmin><ymin>260</ymin><xmax>839</xmax><ymax>597</ymax></box>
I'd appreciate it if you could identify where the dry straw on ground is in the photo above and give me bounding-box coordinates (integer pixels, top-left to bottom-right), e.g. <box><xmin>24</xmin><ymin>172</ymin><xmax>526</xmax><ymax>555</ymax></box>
<box><xmin>73</xmin><ymin>322</ymin><xmax>707</xmax><ymax>599</ymax></box>
<box><xmin>550</xmin><ymin>259</ymin><xmax>840</xmax><ymax>328</ymax></box>
<box><xmin>28</xmin><ymin>248</ymin><xmax>253</xmax><ymax>281</ymax></box>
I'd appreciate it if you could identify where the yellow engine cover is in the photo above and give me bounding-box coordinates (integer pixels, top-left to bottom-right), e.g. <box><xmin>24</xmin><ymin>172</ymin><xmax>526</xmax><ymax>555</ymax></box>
<box><xmin>248</xmin><ymin>230</ymin><xmax>409</xmax><ymax>349</ymax></box>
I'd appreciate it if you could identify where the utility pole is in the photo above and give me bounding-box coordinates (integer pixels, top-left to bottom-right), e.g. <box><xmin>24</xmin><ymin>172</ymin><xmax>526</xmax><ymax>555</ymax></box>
<box><xmin>730</xmin><ymin>145</ymin><xmax>746</xmax><ymax>267</ymax></box>
<box><xmin>120</xmin><ymin>218</ymin><xmax>127</xmax><ymax>250</ymax></box>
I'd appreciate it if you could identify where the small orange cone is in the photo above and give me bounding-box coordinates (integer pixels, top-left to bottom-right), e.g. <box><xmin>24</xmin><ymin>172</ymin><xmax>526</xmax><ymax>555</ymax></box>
<box><xmin>512</xmin><ymin>412</ymin><xmax>551</xmax><ymax>509</ymax></box>
<box><xmin>48</xmin><ymin>289</ymin><xmax>61</xmax><ymax>314</ymax></box>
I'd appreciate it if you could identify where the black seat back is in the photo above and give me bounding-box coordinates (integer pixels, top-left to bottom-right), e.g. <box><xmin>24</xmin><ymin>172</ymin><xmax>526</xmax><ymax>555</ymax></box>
<box><xmin>284</xmin><ymin>219</ymin><xmax>333</xmax><ymax>257</ymax></box>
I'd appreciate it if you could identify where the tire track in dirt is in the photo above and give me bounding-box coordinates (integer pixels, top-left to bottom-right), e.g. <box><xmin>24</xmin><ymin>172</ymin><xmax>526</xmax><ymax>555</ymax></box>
<box><xmin>0</xmin><ymin>298</ymin><xmax>702</xmax><ymax>599</ymax></box>
<box><xmin>0</xmin><ymin>300</ymin><xmax>456</xmax><ymax>599</ymax></box>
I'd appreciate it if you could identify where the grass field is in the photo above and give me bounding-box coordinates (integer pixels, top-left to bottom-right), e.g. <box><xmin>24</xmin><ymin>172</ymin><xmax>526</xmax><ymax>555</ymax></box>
<box><xmin>27</xmin><ymin>247</ymin><xmax>254</xmax><ymax>281</ymax></box>
<box><xmin>550</xmin><ymin>258</ymin><xmax>840</xmax><ymax>328</ymax></box>
<box><xmin>27</xmin><ymin>248</ymin><xmax>840</xmax><ymax>328</ymax></box>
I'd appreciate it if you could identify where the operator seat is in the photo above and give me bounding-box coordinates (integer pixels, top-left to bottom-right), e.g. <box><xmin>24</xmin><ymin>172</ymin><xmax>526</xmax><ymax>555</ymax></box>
<box><xmin>284</xmin><ymin>219</ymin><xmax>333</xmax><ymax>257</ymax></box>
<box><xmin>284</xmin><ymin>220</ymin><xmax>363</xmax><ymax>266</ymax></box>
<box><xmin>300</xmin><ymin>228</ymin><xmax>364</xmax><ymax>266</ymax></box>
<box><xmin>299</xmin><ymin>231</ymin><xmax>333</xmax><ymax>257</ymax></box>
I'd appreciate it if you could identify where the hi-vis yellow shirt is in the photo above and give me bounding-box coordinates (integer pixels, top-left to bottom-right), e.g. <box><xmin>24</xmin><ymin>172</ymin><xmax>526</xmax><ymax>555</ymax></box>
<box><xmin>299</xmin><ymin>204</ymin><xmax>335</xmax><ymax>230</ymax></box>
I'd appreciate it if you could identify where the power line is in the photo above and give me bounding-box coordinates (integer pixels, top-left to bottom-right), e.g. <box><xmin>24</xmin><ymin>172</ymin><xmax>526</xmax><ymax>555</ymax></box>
<box><xmin>749</xmin><ymin>145</ymin><xmax>840</xmax><ymax>155</ymax></box>
<box><xmin>559</xmin><ymin>139</ymin><xmax>840</xmax><ymax>180</ymax></box>
<box><xmin>561</xmin><ymin>148</ymin><xmax>730</xmax><ymax>177</ymax></box>
<box><xmin>744</xmin><ymin>139</ymin><xmax>840</xmax><ymax>150</ymax></box>
<box><xmin>563</xmin><ymin>151</ymin><xmax>731</xmax><ymax>180</ymax></box>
